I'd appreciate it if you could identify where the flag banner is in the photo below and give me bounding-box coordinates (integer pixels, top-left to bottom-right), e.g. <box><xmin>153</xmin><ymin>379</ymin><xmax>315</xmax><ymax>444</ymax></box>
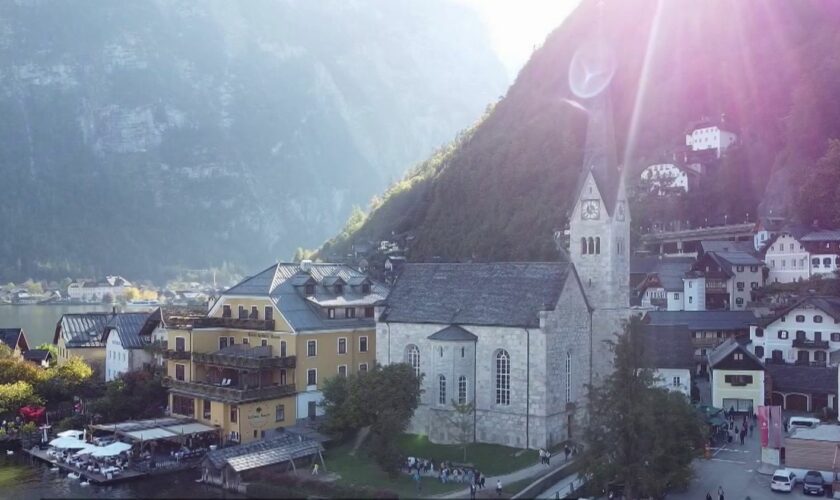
<box><xmin>758</xmin><ymin>405</ymin><xmax>769</xmax><ymax>447</ymax></box>
<box><xmin>769</xmin><ymin>405</ymin><xmax>783</xmax><ymax>449</ymax></box>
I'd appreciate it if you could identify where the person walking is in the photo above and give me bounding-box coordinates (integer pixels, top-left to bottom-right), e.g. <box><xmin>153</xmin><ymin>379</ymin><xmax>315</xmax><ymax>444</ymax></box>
<box><xmin>705</xmin><ymin>492</ymin><xmax>712</xmax><ymax>500</ymax></box>
<box><xmin>718</xmin><ymin>485</ymin><xmax>725</xmax><ymax>500</ymax></box>
<box><xmin>480</xmin><ymin>474</ymin><xmax>486</xmax><ymax>490</ymax></box>
<box><xmin>496</xmin><ymin>479</ymin><xmax>503</xmax><ymax>496</ymax></box>
<box><xmin>538</xmin><ymin>448</ymin><xmax>545</xmax><ymax>465</ymax></box>
<box><xmin>469</xmin><ymin>483</ymin><xmax>476</xmax><ymax>500</ymax></box>
<box><xmin>414</xmin><ymin>470</ymin><xmax>422</xmax><ymax>492</ymax></box>
<box><xmin>546</xmin><ymin>450</ymin><xmax>551</xmax><ymax>466</ymax></box>
<box><xmin>739</xmin><ymin>430</ymin><xmax>745</xmax><ymax>445</ymax></box>
<box><xmin>564</xmin><ymin>444</ymin><xmax>571</xmax><ymax>462</ymax></box>
<box><xmin>311</xmin><ymin>463</ymin><xmax>319</xmax><ymax>476</ymax></box>
<box><xmin>749</xmin><ymin>422</ymin><xmax>754</xmax><ymax>437</ymax></box>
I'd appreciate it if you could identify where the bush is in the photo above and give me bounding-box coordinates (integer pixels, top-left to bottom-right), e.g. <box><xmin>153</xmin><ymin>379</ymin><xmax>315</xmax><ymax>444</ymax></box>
<box><xmin>248</xmin><ymin>475</ymin><xmax>397</xmax><ymax>499</ymax></box>
<box><xmin>56</xmin><ymin>414</ymin><xmax>86</xmax><ymax>432</ymax></box>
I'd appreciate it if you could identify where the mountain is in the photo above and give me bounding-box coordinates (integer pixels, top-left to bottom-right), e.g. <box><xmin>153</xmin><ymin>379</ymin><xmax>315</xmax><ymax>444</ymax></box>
<box><xmin>320</xmin><ymin>0</ymin><xmax>840</xmax><ymax>262</ymax></box>
<box><xmin>0</xmin><ymin>0</ymin><xmax>508</xmax><ymax>282</ymax></box>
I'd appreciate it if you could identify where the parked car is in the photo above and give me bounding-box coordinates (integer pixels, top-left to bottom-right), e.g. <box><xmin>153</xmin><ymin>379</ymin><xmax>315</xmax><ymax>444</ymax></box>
<box><xmin>771</xmin><ymin>469</ymin><xmax>797</xmax><ymax>493</ymax></box>
<box><xmin>803</xmin><ymin>470</ymin><xmax>825</xmax><ymax>496</ymax></box>
<box><xmin>788</xmin><ymin>417</ymin><xmax>821</xmax><ymax>431</ymax></box>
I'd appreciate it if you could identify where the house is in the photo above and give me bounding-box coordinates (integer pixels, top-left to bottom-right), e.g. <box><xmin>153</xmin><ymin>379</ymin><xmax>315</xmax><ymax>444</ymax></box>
<box><xmin>749</xmin><ymin>295</ymin><xmax>840</xmax><ymax>366</ymax></box>
<box><xmin>683</xmin><ymin>251</ymin><xmax>764</xmax><ymax>310</ymax></box>
<box><xmin>684</xmin><ymin>118</ymin><xmax>737</xmax><ymax>158</ymax></box>
<box><xmin>708</xmin><ymin>338</ymin><xmax>765</xmax><ymax>414</ymax></box>
<box><xmin>376</xmin><ymin>83</ymin><xmax>631</xmax><ymax>450</ymax></box>
<box><xmin>0</xmin><ymin>328</ymin><xmax>30</xmax><ymax>357</ymax></box>
<box><xmin>766</xmin><ymin>363</ymin><xmax>836</xmax><ymax>413</ymax></box>
<box><xmin>753</xmin><ymin>216</ymin><xmax>786</xmax><ymax>252</ymax></box>
<box><xmin>104</xmin><ymin>310</ymin><xmax>161</xmax><ymax>381</ymax></box>
<box><xmin>763</xmin><ymin>227</ymin><xmax>840</xmax><ymax>283</ymax></box>
<box><xmin>641</xmin><ymin>325</ymin><xmax>697</xmax><ymax>397</ymax></box>
<box><xmin>22</xmin><ymin>349</ymin><xmax>53</xmax><ymax>368</ymax></box>
<box><xmin>148</xmin><ymin>307</ymin><xmax>207</xmax><ymax>368</ymax></box>
<box><xmin>639</xmin><ymin>162</ymin><xmax>701</xmax><ymax>193</ymax></box>
<box><xmin>635</xmin><ymin>257</ymin><xmax>695</xmax><ymax>310</ymax></box>
<box><xmin>164</xmin><ymin>261</ymin><xmax>384</xmax><ymax>444</ymax></box>
<box><xmin>53</xmin><ymin>311</ymin><xmax>150</xmax><ymax>375</ymax></box>
<box><xmin>643</xmin><ymin>310</ymin><xmax>757</xmax><ymax>373</ymax></box>
<box><xmin>66</xmin><ymin>276</ymin><xmax>132</xmax><ymax>303</ymax></box>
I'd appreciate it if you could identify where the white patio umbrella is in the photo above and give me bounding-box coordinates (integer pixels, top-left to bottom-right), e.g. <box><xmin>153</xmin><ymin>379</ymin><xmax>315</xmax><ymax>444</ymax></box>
<box><xmin>90</xmin><ymin>441</ymin><xmax>132</xmax><ymax>457</ymax></box>
<box><xmin>48</xmin><ymin>437</ymin><xmax>88</xmax><ymax>449</ymax></box>
<box><xmin>73</xmin><ymin>444</ymin><xmax>98</xmax><ymax>456</ymax></box>
<box><xmin>57</xmin><ymin>429</ymin><xmax>84</xmax><ymax>438</ymax></box>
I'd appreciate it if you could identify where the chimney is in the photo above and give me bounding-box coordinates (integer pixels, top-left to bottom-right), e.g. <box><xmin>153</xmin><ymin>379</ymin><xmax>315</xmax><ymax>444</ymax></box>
<box><xmin>300</xmin><ymin>259</ymin><xmax>312</xmax><ymax>273</ymax></box>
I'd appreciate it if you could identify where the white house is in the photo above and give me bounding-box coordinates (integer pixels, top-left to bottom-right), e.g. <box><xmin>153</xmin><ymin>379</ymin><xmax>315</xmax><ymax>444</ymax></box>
<box><xmin>103</xmin><ymin>312</ymin><xmax>158</xmax><ymax>381</ymax></box>
<box><xmin>802</xmin><ymin>230</ymin><xmax>840</xmax><ymax>278</ymax></box>
<box><xmin>709</xmin><ymin>338</ymin><xmax>765</xmax><ymax>414</ymax></box>
<box><xmin>635</xmin><ymin>257</ymin><xmax>695</xmax><ymax>311</ymax></box>
<box><xmin>750</xmin><ymin>296</ymin><xmax>840</xmax><ymax>367</ymax></box>
<box><xmin>764</xmin><ymin>228</ymin><xmax>840</xmax><ymax>283</ymax></box>
<box><xmin>684</xmin><ymin>251</ymin><xmax>763</xmax><ymax>311</ymax></box>
<box><xmin>67</xmin><ymin>276</ymin><xmax>132</xmax><ymax>303</ymax></box>
<box><xmin>640</xmin><ymin>163</ymin><xmax>693</xmax><ymax>193</ymax></box>
<box><xmin>685</xmin><ymin>120</ymin><xmax>737</xmax><ymax>158</ymax></box>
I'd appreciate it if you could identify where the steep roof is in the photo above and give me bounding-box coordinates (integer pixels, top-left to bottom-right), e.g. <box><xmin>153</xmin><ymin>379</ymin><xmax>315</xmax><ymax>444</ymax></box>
<box><xmin>766</xmin><ymin>364</ymin><xmax>837</xmax><ymax>394</ymax></box>
<box><xmin>220</xmin><ymin>263</ymin><xmax>387</xmax><ymax>332</ymax></box>
<box><xmin>574</xmin><ymin>88</ymin><xmax>622</xmax><ymax>216</ymax></box>
<box><xmin>55</xmin><ymin>311</ymin><xmax>151</xmax><ymax>348</ymax></box>
<box><xmin>0</xmin><ymin>328</ymin><xmax>28</xmax><ymax>352</ymax></box>
<box><xmin>427</xmin><ymin>325</ymin><xmax>478</xmax><ymax>342</ymax></box>
<box><xmin>102</xmin><ymin>312</ymin><xmax>154</xmax><ymax>349</ymax></box>
<box><xmin>801</xmin><ymin>229</ymin><xmax>840</xmax><ymax>242</ymax></box>
<box><xmin>761</xmin><ymin>295</ymin><xmax>840</xmax><ymax>327</ymax></box>
<box><xmin>644</xmin><ymin>310</ymin><xmax>757</xmax><ymax>331</ymax></box>
<box><xmin>23</xmin><ymin>349</ymin><xmax>52</xmax><ymax>362</ymax></box>
<box><xmin>204</xmin><ymin>432</ymin><xmax>322</xmax><ymax>472</ymax></box>
<box><xmin>708</xmin><ymin>338</ymin><xmax>764</xmax><ymax>371</ymax></box>
<box><xmin>637</xmin><ymin>258</ymin><xmax>695</xmax><ymax>293</ymax></box>
<box><xmin>641</xmin><ymin>325</ymin><xmax>695</xmax><ymax>370</ymax></box>
<box><xmin>381</xmin><ymin>262</ymin><xmax>576</xmax><ymax>328</ymax></box>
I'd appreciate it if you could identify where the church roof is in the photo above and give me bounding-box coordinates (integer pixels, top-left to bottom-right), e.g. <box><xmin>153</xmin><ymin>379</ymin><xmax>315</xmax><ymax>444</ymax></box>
<box><xmin>427</xmin><ymin>325</ymin><xmax>478</xmax><ymax>342</ymax></box>
<box><xmin>573</xmin><ymin>88</ymin><xmax>623</xmax><ymax>216</ymax></box>
<box><xmin>381</xmin><ymin>262</ymin><xmax>575</xmax><ymax>328</ymax></box>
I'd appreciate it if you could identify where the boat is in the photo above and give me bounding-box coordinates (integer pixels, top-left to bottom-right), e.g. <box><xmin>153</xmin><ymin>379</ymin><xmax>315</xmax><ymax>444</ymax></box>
<box><xmin>67</xmin><ymin>472</ymin><xmax>80</xmax><ymax>479</ymax></box>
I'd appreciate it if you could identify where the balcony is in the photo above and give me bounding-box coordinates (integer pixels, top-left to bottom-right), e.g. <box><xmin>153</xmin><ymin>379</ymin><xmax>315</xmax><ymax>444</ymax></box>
<box><xmin>193</xmin><ymin>317</ymin><xmax>275</xmax><ymax>331</ymax></box>
<box><xmin>692</xmin><ymin>337</ymin><xmax>724</xmax><ymax>348</ymax></box>
<box><xmin>792</xmin><ymin>338</ymin><xmax>829</xmax><ymax>349</ymax></box>
<box><xmin>163</xmin><ymin>377</ymin><xmax>296</xmax><ymax>403</ymax></box>
<box><xmin>162</xmin><ymin>349</ymin><xmax>191</xmax><ymax>360</ymax></box>
<box><xmin>794</xmin><ymin>359</ymin><xmax>828</xmax><ymax>367</ymax></box>
<box><xmin>192</xmin><ymin>352</ymin><xmax>296</xmax><ymax>370</ymax></box>
<box><xmin>705</xmin><ymin>280</ymin><xmax>728</xmax><ymax>293</ymax></box>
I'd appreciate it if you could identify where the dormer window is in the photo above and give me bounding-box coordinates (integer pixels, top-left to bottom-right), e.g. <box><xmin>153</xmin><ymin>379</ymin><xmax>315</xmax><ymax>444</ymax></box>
<box><xmin>345</xmin><ymin>308</ymin><xmax>355</xmax><ymax>319</ymax></box>
<box><xmin>362</xmin><ymin>283</ymin><xmax>371</xmax><ymax>294</ymax></box>
<box><xmin>327</xmin><ymin>308</ymin><xmax>336</xmax><ymax>319</ymax></box>
<box><xmin>304</xmin><ymin>284</ymin><xmax>315</xmax><ymax>296</ymax></box>
<box><xmin>335</xmin><ymin>284</ymin><xmax>343</xmax><ymax>295</ymax></box>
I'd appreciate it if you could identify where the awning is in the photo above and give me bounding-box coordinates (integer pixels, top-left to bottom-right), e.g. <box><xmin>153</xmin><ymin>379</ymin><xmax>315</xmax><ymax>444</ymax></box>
<box><xmin>162</xmin><ymin>422</ymin><xmax>217</xmax><ymax>435</ymax></box>
<box><xmin>125</xmin><ymin>428</ymin><xmax>178</xmax><ymax>441</ymax></box>
<box><xmin>73</xmin><ymin>444</ymin><xmax>98</xmax><ymax>456</ymax></box>
<box><xmin>49</xmin><ymin>437</ymin><xmax>89</xmax><ymax>449</ymax></box>
<box><xmin>90</xmin><ymin>441</ymin><xmax>132</xmax><ymax>457</ymax></box>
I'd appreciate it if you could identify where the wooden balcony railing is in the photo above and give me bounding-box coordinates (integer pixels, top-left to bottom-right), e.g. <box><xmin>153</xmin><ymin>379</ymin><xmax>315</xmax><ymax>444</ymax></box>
<box><xmin>162</xmin><ymin>349</ymin><xmax>191</xmax><ymax>360</ymax></box>
<box><xmin>193</xmin><ymin>317</ymin><xmax>275</xmax><ymax>331</ymax></box>
<box><xmin>191</xmin><ymin>352</ymin><xmax>296</xmax><ymax>370</ymax></box>
<box><xmin>163</xmin><ymin>377</ymin><xmax>295</xmax><ymax>403</ymax></box>
<box><xmin>792</xmin><ymin>338</ymin><xmax>829</xmax><ymax>349</ymax></box>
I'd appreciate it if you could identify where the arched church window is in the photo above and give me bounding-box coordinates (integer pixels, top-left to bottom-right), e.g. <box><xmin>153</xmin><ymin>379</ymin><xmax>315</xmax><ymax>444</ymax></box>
<box><xmin>588</xmin><ymin>237</ymin><xmax>595</xmax><ymax>255</ymax></box>
<box><xmin>458</xmin><ymin>375</ymin><xmax>467</xmax><ymax>404</ymax></box>
<box><xmin>438</xmin><ymin>375</ymin><xmax>446</xmax><ymax>405</ymax></box>
<box><xmin>581</xmin><ymin>238</ymin><xmax>588</xmax><ymax>255</ymax></box>
<box><xmin>595</xmin><ymin>237</ymin><xmax>601</xmax><ymax>255</ymax></box>
<box><xmin>565</xmin><ymin>352</ymin><xmax>572</xmax><ymax>402</ymax></box>
<box><xmin>495</xmin><ymin>350</ymin><xmax>510</xmax><ymax>405</ymax></box>
<box><xmin>406</xmin><ymin>344</ymin><xmax>420</xmax><ymax>377</ymax></box>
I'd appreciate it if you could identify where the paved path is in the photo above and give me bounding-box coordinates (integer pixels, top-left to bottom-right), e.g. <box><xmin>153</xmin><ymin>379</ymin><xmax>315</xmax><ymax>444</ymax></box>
<box><xmin>536</xmin><ymin>473</ymin><xmax>580</xmax><ymax>499</ymax></box>
<box><xmin>434</xmin><ymin>457</ymin><xmax>576</xmax><ymax>499</ymax></box>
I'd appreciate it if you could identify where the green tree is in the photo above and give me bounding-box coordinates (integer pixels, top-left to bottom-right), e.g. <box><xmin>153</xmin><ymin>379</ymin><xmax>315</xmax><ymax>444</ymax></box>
<box><xmin>579</xmin><ymin>316</ymin><xmax>704</xmax><ymax>499</ymax></box>
<box><xmin>320</xmin><ymin>364</ymin><xmax>422</xmax><ymax>476</ymax></box>
<box><xmin>0</xmin><ymin>381</ymin><xmax>42</xmax><ymax>415</ymax></box>
<box><xmin>23</xmin><ymin>279</ymin><xmax>43</xmax><ymax>295</ymax></box>
<box><xmin>88</xmin><ymin>371</ymin><xmax>167</xmax><ymax>422</ymax></box>
<box><xmin>446</xmin><ymin>400</ymin><xmax>475</xmax><ymax>462</ymax></box>
<box><xmin>35</xmin><ymin>343</ymin><xmax>59</xmax><ymax>367</ymax></box>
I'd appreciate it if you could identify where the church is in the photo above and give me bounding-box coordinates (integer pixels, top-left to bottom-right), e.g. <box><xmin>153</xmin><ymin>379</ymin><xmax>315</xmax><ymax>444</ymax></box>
<box><xmin>374</xmin><ymin>83</ymin><xmax>630</xmax><ymax>449</ymax></box>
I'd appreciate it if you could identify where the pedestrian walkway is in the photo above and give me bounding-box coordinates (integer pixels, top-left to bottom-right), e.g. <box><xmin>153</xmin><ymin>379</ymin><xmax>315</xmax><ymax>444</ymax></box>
<box><xmin>536</xmin><ymin>473</ymin><xmax>580</xmax><ymax>499</ymax></box>
<box><xmin>434</xmin><ymin>456</ymin><xmax>576</xmax><ymax>499</ymax></box>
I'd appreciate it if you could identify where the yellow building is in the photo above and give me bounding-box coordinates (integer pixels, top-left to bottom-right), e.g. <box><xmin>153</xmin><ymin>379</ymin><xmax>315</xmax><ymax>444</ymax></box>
<box><xmin>709</xmin><ymin>338</ymin><xmax>766</xmax><ymax>414</ymax></box>
<box><xmin>164</xmin><ymin>261</ymin><xmax>385</xmax><ymax>444</ymax></box>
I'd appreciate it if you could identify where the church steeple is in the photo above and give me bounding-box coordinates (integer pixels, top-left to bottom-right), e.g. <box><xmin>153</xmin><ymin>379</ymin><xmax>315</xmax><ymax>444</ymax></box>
<box><xmin>579</xmin><ymin>89</ymin><xmax>621</xmax><ymax>215</ymax></box>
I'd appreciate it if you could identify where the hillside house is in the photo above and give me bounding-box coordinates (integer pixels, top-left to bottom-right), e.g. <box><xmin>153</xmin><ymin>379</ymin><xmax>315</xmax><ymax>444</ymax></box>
<box><xmin>683</xmin><ymin>251</ymin><xmax>764</xmax><ymax>311</ymax></box>
<box><xmin>684</xmin><ymin>119</ymin><xmax>737</xmax><ymax>158</ymax></box>
<box><xmin>763</xmin><ymin>227</ymin><xmax>840</xmax><ymax>283</ymax></box>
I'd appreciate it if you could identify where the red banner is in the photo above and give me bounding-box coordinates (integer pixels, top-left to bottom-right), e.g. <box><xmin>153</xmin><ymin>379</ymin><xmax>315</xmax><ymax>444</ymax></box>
<box><xmin>769</xmin><ymin>405</ymin><xmax>783</xmax><ymax>449</ymax></box>
<box><xmin>758</xmin><ymin>406</ymin><xmax>769</xmax><ymax>447</ymax></box>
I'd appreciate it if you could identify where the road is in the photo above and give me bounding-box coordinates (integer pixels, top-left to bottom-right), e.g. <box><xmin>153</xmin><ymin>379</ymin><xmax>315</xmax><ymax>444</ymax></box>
<box><xmin>667</xmin><ymin>426</ymin><xmax>815</xmax><ymax>500</ymax></box>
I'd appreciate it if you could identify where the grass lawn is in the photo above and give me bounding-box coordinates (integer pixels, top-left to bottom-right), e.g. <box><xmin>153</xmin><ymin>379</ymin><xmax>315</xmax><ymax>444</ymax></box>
<box><xmin>326</xmin><ymin>441</ymin><xmax>462</xmax><ymax>498</ymax></box>
<box><xmin>395</xmin><ymin>434</ymin><xmax>539</xmax><ymax>476</ymax></box>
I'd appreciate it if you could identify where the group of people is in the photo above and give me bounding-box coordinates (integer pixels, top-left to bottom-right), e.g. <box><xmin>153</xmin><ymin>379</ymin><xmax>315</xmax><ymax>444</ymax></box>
<box><xmin>706</xmin><ymin>485</ymin><xmax>725</xmax><ymax>500</ymax></box>
<box><xmin>538</xmin><ymin>444</ymin><xmax>577</xmax><ymax>467</ymax></box>
<box><xmin>404</xmin><ymin>456</ymin><xmax>493</xmax><ymax>497</ymax></box>
<box><xmin>724</xmin><ymin>411</ymin><xmax>756</xmax><ymax>446</ymax></box>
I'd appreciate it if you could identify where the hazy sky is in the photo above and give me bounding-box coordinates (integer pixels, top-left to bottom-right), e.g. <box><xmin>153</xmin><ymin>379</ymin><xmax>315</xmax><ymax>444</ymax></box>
<box><xmin>459</xmin><ymin>0</ymin><xmax>582</xmax><ymax>78</ymax></box>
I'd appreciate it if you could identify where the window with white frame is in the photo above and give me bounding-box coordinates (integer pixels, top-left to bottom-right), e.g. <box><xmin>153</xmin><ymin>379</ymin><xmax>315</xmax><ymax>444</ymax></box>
<box><xmin>307</xmin><ymin>369</ymin><xmax>317</xmax><ymax>386</ymax></box>
<box><xmin>438</xmin><ymin>375</ymin><xmax>446</xmax><ymax>405</ymax></box>
<box><xmin>359</xmin><ymin>363</ymin><xmax>368</xmax><ymax>373</ymax></box>
<box><xmin>359</xmin><ymin>336</ymin><xmax>368</xmax><ymax>353</ymax></box>
<box><xmin>495</xmin><ymin>350</ymin><xmax>510</xmax><ymax>406</ymax></box>
<box><xmin>307</xmin><ymin>340</ymin><xmax>317</xmax><ymax>357</ymax></box>
<box><xmin>338</xmin><ymin>337</ymin><xmax>347</xmax><ymax>355</ymax></box>
<box><xmin>338</xmin><ymin>365</ymin><xmax>347</xmax><ymax>377</ymax></box>
<box><xmin>565</xmin><ymin>352</ymin><xmax>572</xmax><ymax>403</ymax></box>
<box><xmin>672</xmin><ymin>376</ymin><xmax>680</xmax><ymax>387</ymax></box>
<box><xmin>406</xmin><ymin>345</ymin><xmax>420</xmax><ymax>377</ymax></box>
<box><xmin>458</xmin><ymin>375</ymin><xmax>467</xmax><ymax>404</ymax></box>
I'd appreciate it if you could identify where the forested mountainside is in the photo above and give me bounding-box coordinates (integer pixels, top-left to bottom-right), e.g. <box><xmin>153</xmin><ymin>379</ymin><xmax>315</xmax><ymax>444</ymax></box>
<box><xmin>0</xmin><ymin>0</ymin><xmax>507</xmax><ymax>282</ymax></box>
<box><xmin>320</xmin><ymin>0</ymin><xmax>840</xmax><ymax>262</ymax></box>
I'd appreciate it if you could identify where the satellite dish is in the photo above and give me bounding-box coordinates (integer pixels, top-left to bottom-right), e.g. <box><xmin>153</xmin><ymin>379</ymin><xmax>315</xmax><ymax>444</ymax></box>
<box><xmin>569</xmin><ymin>39</ymin><xmax>616</xmax><ymax>99</ymax></box>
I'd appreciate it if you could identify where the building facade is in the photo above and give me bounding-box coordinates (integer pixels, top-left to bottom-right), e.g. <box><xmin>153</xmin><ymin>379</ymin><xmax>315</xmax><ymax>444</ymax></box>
<box><xmin>750</xmin><ymin>296</ymin><xmax>840</xmax><ymax>367</ymax></box>
<box><xmin>164</xmin><ymin>262</ymin><xmax>383</xmax><ymax>444</ymax></box>
<box><xmin>685</xmin><ymin>251</ymin><xmax>763</xmax><ymax>310</ymax></box>
<box><xmin>764</xmin><ymin>228</ymin><xmax>840</xmax><ymax>283</ymax></box>
<box><xmin>709</xmin><ymin>338</ymin><xmax>765</xmax><ymax>414</ymax></box>
<box><xmin>684</xmin><ymin>122</ymin><xmax>737</xmax><ymax>158</ymax></box>
<box><xmin>67</xmin><ymin>276</ymin><xmax>132</xmax><ymax>303</ymax></box>
<box><xmin>54</xmin><ymin>311</ymin><xmax>150</xmax><ymax>376</ymax></box>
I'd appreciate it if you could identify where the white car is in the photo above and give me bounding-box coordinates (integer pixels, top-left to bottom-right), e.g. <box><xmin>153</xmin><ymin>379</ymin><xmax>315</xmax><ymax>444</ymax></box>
<box><xmin>771</xmin><ymin>469</ymin><xmax>797</xmax><ymax>492</ymax></box>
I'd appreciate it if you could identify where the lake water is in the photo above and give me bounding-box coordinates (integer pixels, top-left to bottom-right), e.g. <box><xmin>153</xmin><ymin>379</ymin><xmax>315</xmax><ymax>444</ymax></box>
<box><xmin>0</xmin><ymin>304</ymin><xmax>158</xmax><ymax>347</ymax></box>
<box><xmin>0</xmin><ymin>453</ymin><xmax>241</xmax><ymax>499</ymax></box>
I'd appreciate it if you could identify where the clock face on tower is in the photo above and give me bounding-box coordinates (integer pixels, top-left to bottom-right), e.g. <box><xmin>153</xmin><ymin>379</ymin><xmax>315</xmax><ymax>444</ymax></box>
<box><xmin>581</xmin><ymin>199</ymin><xmax>600</xmax><ymax>220</ymax></box>
<box><xmin>616</xmin><ymin>201</ymin><xmax>626</xmax><ymax>221</ymax></box>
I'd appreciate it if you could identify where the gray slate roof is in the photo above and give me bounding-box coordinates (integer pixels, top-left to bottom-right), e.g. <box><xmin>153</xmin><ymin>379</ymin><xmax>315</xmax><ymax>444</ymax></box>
<box><xmin>801</xmin><ymin>230</ymin><xmax>840</xmax><ymax>242</ymax></box>
<box><xmin>221</xmin><ymin>263</ymin><xmax>387</xmax><ymax>332</ymax></box>
<box><xmin>644</xmin><ymin>310</ymin><xmax>757</xmax><ymax>331</ymax></box>
<box><xmin>0</xmin><ymin>328</ymin><xmax>27</xmax><ymax>351</ymax></box>
<box><xmin>637</xmin><ymin>258</ymin><xmax>695</xmax><ymax>292</ymax></box>
<box><xmin>766</xmin><ymin>364</ymin><xmax>837</xmax><ymax>394</ymax></box>
<box><xmin>381</xmin><ymin>262</ymin><xmax>575</xmax><ymax>328</ymax></box>
<box><xmin>204</xmin><ymin>432</ymin><xmax>322</xmax><ymax>472</ymax></box>
<box><xmin>23</xmin><ymin>349</ymin><xmax>52</xmax><ymax>362</ymax></box>
<box><xmin>708</xmin><ymin>338</ymin><xmax>764</xmax><ymax>369</ymax></box>
<box><xmin>428</xmin><ymin>325</ymin><xmax>478</xmax><ymax>342</ymax></box>
<box><xmin>56</xmin><ymin>312</ymin><xmax>152</xmax><ymax>348</ymax></box>
<box><xmin>762</xmin><ymin>296</ymin><xmax>840</xmax><ymax>326</ymax></box>
<box><xmin>641</xmin><ymin>325</ymin><xmax>695</xmax><ymax>370</ymax></box>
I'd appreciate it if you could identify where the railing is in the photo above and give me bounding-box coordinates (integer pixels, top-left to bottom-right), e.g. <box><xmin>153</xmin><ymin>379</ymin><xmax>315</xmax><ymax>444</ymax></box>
<box><xmin>162</xmin><ymin>350</ymin><xmax>191</xmax><ymax>360</ymax></box>
<box><xmin>792</xmin><ymin>338</ymin><xmax>829</xmax><ymax>349</ymax></box>
<box><xmin>794</xmin><ymin>359</ymin><xmax>828</xmax><ymax>367</ymax></box>
<box><xmin>192</xmin><ymin>352</ymin><xmax>296</xmax><ymax>370</ymax></box>
<box><xmin>163</xmin><ymin>377</ymin><xmax>295</xmax><ymax>402</ymax></box>
<box><xmin>705</xmin><ymin>280</ymin><xmax>728</xmax><ymax>292</ymax></box>
<box><xmin>193</xmin><ymin>317</ymin><xmax>275</xmax><ymax>331</ymax></box>
<box><xmin>692</xmin><ymin>337</ymin><xmax>724</xmax><ymax>348</ymax></box>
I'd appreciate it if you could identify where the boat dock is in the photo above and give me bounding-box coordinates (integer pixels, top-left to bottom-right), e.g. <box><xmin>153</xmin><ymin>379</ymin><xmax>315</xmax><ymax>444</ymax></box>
<box><xmin>25</xmin><ymin>448</ymin><xmax>147</xmax><ymax>484</ymax></box>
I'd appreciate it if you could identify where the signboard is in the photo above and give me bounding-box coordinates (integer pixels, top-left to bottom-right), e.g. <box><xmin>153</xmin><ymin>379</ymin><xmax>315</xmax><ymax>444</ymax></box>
<box><xmin>758</xmin><ymin>405</ymin><xmax>784</xmax><ymax>449</ymax></box>
<box><xmin>758</xmin><ymin>405</ymin><xmax>769</xmax><ymax>447</ymax></box>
